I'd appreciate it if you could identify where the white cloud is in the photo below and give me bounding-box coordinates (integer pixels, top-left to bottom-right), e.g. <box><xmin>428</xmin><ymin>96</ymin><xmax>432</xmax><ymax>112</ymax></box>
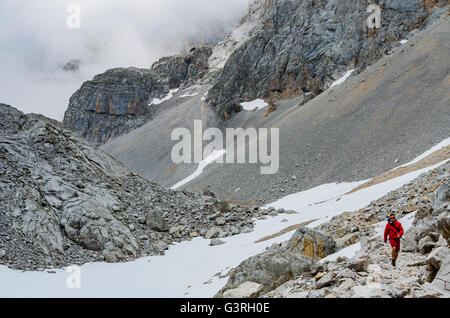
<box><xmin>0</xmin><ymin>0</ymin><xmax>248</xmax><ymax>120</ymax></box>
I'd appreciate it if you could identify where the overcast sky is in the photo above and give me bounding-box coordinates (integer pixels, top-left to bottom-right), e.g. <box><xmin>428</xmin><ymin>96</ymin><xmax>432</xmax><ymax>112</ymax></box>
<box><xmin>0</xmin><ymin>0</ymin><xmax>248</xmax><ymax>120</ymax></box>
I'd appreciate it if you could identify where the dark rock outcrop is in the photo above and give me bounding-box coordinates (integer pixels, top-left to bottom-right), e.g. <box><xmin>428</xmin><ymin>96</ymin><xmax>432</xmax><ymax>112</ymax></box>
<box><xmin>207</xmin><ymin>0</ymin><xmax>449</xmax><ymax>118</ymax></box>
<box><xmin>151</xmin><ymin>46</ymin><xmax>213</xmax><ymax>88</ymax></box>
<box><xmin>63</xmin><ymin>67</ymin><xmax>166</xmax><ymax>145</ymax></box>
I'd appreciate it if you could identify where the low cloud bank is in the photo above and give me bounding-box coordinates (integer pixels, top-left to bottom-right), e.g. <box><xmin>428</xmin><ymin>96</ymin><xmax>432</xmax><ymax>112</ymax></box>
<box><xmin>0</xmin><ymin>0</ymin><xmax>248</xmax><ymax>120</ymax></box>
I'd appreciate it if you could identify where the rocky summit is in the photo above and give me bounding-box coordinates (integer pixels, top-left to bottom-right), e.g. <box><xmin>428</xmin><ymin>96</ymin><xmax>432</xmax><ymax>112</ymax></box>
<box><xmin>0</xmin><ymin>103</ymin><xmax>277</xmax><ymax>271</ymax></box>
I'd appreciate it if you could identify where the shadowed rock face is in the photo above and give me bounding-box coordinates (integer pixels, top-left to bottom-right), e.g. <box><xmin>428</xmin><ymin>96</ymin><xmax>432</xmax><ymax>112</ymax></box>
<box><xmin>207</xmin><ymin>0</ymin><xmax>448</xmax><ymax>118</ymax></box>
<box><xmin>152</xmin><ymin>47</ymin><xmax>213</xmax><ymax>88</ymax></box>
<box><xmin>63</xmin><ymin>67</ymin><xmax>165</xmax><ymax>145</ymax></box>
<box><xmin>63</xmin><ymin>47</ymin><xmax>213</xmax><ymax>145</ymax></box>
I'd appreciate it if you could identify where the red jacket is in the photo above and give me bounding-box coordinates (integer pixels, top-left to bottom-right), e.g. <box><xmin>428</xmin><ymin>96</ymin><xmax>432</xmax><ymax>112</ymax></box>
<box><xmin>384</xmin><ymin>220</ymin><xmax>404</xmax><ymax>243</ymax></box>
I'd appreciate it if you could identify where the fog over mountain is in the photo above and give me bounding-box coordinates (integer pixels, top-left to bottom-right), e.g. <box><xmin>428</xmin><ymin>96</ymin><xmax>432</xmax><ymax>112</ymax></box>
<box><xmin>0</xmin><ymin>0</ymin><xmax>248</xmax><ymax>120</ymax></box>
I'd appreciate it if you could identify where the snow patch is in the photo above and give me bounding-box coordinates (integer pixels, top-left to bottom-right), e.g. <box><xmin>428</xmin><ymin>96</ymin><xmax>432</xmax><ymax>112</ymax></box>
<box><xmin>329</xmin><ymin>69</ymin><xmax>355</xmax><ymax>89</ymax></box>
<box><xmin>171</xmin><ymin>149</ymin><xmax>227</xmax><ymax>190</ymax></box>
<box><xmin>399</xmin><ymin>39</ymin><xmax>409</xmax><ymax>45</ymax></box>
<box><xmin>149</xmin><ymin>89</ymin><xmax>179</xmax><ymax>105</ymax></box>
<box><xmin>240</xmin><ymin>99</ymin><xmax>268</xmax><ymax>111</ymax></box>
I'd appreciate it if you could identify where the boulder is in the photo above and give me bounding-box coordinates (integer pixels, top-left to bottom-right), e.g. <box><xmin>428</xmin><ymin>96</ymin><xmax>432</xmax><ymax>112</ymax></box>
<box><xmin>431</xmin><ymin>256</ymin><xmax>450</xmax><ymax>296</ymax></box>
<box><xmin>146</xmin><ymin>209</ymin><xmax>169</xmax><ymax>232</ymax></box>
<box><xmin>337</xmin><ymin>268</ymin><xmax>356</xmax><ymax>279</ymax></box>
<box><xmin>347</xmin><ymin>258</ymin><xmax>369</xmax><ymax>272</ymax></box>
<box><xmin>402</xmin><ymin>236</ymin><xmax>418</xmax><ymax>253</ymax></box>
<box><xmin>418</xmin><ymin>236</ymin><xmax>436</xmax><ymax>254</ymax></box>
<box><xmin>205</xmin><ymin>227</ymin><xmax>220</xmax><ymax>239</ymax></box>
<box><xmin>315</xmin><ymin>273</ymin><xmax>336</xmax><ymax>289</ymax></box>
<box><xmin>210</xmin><ymin>239</ymin><xmax>226</xmax><ymax>246</ymax></box>
<box><xmin>426</xmin><ymin>247</ymin><xmax>450</xmax><ymax>271</ymax></box>
<box><xmin>336</xmin><ymin>278</ymin><xmax>355</xmax><ymax>291</ymax></box>
<box><xmin>433</xmin><ymin>182</ymin><xmax>449</xmax><ymax>211</ymax></box>
<box><xmin>351</xmin><ymin>285</ymin><xmax>391</xmax><ymax>298</ymax></box>
<box><xmin>216</xmin><ymin>227</ymin><xmax>336</xmax><ymax>295</ymax></box>
<box><xmin>437</xmin><ymin>212</ymin><xmax>450</xmax><ymax>240</ymax></box>
<box><xmin>222</xmin><ymin>282</ymin><xmax>264</xmax><ymax>298</ymax></box>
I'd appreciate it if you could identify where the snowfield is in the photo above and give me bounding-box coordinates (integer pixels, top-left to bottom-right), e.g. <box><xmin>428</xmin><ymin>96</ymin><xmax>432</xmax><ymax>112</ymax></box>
<box><xmin>329</xmin><ymin>69</ymin><xmax>355</xmax><ymax>89</ymax></box>
<box><xmin>240</xmin><ymin>99</ymin><xmax>268</xmax><ymax>111</ymax></box>
<box><xmin>0</xmin><ymin>139</ymin><xmax>448</xmax><ymax>298</ymax></box>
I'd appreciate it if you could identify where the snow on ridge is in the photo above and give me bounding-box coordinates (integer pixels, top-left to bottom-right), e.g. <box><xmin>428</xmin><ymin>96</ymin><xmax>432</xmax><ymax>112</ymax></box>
<box><xmin>399</xmin><ymin>39</ymin><xmax>409</xmax><ymax>45</ymax></box>
<box><xmin>240</xmin><ymin>99</ymin><xmax>268</xmax><ymax>111</ymax></box>
<box><xmin>171</xmin><ymin>149</ymin><xmax>227</xmax><ymax>190</ymax></box>
<box><xmin>329</xmin><ymin>69</ymin><xmax>355</xmax><ymax>89</ymax></box>
<box><xmin>149</xmin><ymin>88</ymin><xmax>179</xmax><ymax>106</ymax></box>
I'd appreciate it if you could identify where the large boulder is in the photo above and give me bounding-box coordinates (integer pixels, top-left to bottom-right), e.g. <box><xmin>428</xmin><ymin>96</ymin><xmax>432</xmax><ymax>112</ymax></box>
<box><xmin>64</xmin><ymin>68</ymin><xmax>166</xmax><ymax>145</ymax></box>
<box><xmin>431</xmin><ymin>255</ymin><xmax>450</xmax><ymax>296</ymax></box>
<box><xmin>437</xmin><ymin>211</ymin><xmax>450</xmax><ymax>240</ymax></box>
<box><xmin>433</xmin><ymin>182</ymin><xmax>450</xmax><ymax>211</ymax></box>
<box><xmin>216</xmin><ymin>227</ymin><xmax>336</xmax><ymax>296</ymax></box>
<box><xmin>146</xmin><ymin>209</ymin><xmax>169</xmax><ymax>232</ymax></box>
<box><xmin>418</xmin><ymin>236</ymin><xmax>437</xmax><ymax>254</ymax></box>
<box><xmin>222</xmin><ymin>282</ymin><xmax>264</xmax><ymax>298</ymax></box>
<box><xmin>427</xmin><ymin>247</ymin><xmax>450</xmax><ymax>271</ymax></box>
<box><xmin>347</xmin><ymin>258</ymin><xmax>369</xmax><ymax>272</ymax></box>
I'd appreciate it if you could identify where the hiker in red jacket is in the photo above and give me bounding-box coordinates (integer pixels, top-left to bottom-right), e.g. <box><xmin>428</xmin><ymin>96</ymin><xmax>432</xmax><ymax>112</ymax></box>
<box><xmin>384</xmin><ymin>213</ymin><xmax>404</xmax><ymax>267</ymax></box>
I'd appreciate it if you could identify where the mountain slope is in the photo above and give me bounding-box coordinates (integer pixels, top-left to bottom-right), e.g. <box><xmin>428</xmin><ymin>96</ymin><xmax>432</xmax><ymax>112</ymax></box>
<box><xmin>103</xmin><ymin>17</ymin><xmax>450</xmax><ymax>206</ymax></box>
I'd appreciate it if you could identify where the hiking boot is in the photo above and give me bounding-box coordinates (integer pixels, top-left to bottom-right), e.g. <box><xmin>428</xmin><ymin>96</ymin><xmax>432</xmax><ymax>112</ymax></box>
<box><xmin>392</xmin><ymin>260</ymin><xmax>396</xmax><ymax>267</ymax></box>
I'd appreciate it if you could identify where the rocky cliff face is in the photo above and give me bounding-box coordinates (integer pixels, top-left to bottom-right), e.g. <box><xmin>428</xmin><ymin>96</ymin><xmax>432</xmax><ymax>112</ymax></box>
<box><xmin>0</xmin><ymin>103</ymin><xmax>274</xmax><ymax>271</ymax></box>
<box><xmin>63</xmin><ymin>67</ymin><xmax>165</xmax><ymax>145</ymax></box>
<box><xmin>63</xmin><ymin>47</ymin><xmax>213</xmax><ymax>145</ymax></box>
<box><xmin>151</xmin><ymin>46</ymin><xmax>213</xmax><ymax>88</ymax></box>
<box><xmin>207</xmin><ymin>0</ymin><xmax>449</xmax><ymax>118</ymax></box>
